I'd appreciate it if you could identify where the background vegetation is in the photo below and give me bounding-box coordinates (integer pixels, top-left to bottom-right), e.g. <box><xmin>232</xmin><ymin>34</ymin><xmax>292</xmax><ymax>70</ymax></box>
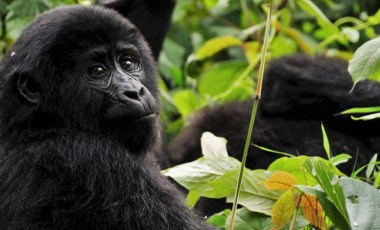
<box><xmin>1</xmin><ymin>0</ymin><xmax>380</xmax><ymax>229</ymax></box>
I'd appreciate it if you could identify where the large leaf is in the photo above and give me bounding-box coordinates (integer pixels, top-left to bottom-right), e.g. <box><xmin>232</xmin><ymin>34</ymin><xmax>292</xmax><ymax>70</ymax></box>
<box><xmin>348</xmin><ymin>37</ymin><xmax>380</xmax><ymax>85</ymax></box>
<box><xmin>268</xmin><ymin>156</ymin><xmax>317</xmax><ymax>185</ymax></box>
<box><xmin>217</xmin><ymin>170</ymin><xmax>281</xmax><ymax>215</ymax></box>
<box><xmin>162</xmin><ymin>156</ymin><xmax>240</xmax><ymax>198</ymax></box>
<box><xmin>271</xmin><ymin>189</ymin><xmax>295</xmax><ymax>229</ymax></box>
<box><xmin>301</xmin><ymin>195</ymin><xmax>326</xmax><ymax>230</ymax></box>
<box><xmin>340</xmin><ymin>177</ymin><xmax>380</xmax><ymax>229</ymax></box>
<box><xmin>263</xmin><ymin>171</ymin><xmax>297</xmax><ymax>190</ymax></box>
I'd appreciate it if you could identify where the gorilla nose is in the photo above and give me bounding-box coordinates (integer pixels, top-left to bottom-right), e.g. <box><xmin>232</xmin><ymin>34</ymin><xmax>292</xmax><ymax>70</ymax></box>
<box><xmin>123</xmin><ymin>87</ymin><xmax>145</xmax><ymax>101</ymax></box>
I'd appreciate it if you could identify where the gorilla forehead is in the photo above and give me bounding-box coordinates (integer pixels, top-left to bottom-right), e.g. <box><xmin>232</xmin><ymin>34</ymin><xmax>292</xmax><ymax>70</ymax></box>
<box><xmin>10</xmin><ymin>5</ymin><xmax>145</xmax><ymax>65</ymax></box>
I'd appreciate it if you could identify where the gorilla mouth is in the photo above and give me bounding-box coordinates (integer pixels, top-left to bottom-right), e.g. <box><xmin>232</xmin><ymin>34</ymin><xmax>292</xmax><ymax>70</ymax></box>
<box><xmin>133</xmin><ymin>112</ymin><xmax>157</xmax><ymax>122</ymax></box>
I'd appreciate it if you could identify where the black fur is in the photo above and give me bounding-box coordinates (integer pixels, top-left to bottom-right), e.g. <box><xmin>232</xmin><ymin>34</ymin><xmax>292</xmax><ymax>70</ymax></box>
<box><xmin>97</xmin><ymin>0</ymin><xmax>176</xmax><ymax>60</ymax></box>
<box><xmin>169</xmin><ymin>54</ymin><xmax>380</xmax><ymax>176</ymax></box>
<box><xmin>0</xmin><ymin>5</ymin><xmax>212</xmax><ymax>230</ymax></box>
<box><xmin>168</xmin><ymin>54</ymin><xmax>380</xmax><ymax>215</ymax></box>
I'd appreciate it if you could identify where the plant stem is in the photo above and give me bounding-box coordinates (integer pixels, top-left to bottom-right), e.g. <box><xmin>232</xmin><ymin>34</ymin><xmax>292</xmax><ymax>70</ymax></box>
<box><xmin>227</xmin><ymin>1</ymin><xmax>273</xmax><ymax>229</ymax></box>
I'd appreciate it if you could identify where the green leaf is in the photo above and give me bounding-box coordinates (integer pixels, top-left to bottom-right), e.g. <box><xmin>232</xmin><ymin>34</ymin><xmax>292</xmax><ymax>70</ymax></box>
<box><xmin>172</xmin><ymin>90</ymin><xmax>200</xmax><ymax>118</ymax></box>
<box><xmin>162</xmin><ymin>157</ymin><xmax>241</xmax><ymax>198</ymax></box>
<box><xmin>341</xmin><ymin>106</ymin><xmax>380</xmax><ymax>114</ymax></box>
<box><xmin>270</xmin><ymin>35</ymin><xmax>298</xmax><ymax>58</ymax></box>
<box><xmin>200</xmin><ymin>132</ymin><xmax>229</xmax><ymax>158</ymax></box>
<box><xmin>321</xmin><ymin>123</ymin><xmax>331</xmax><ymax>160</ymax></box>
<box><xmin>225</xmin><ymin>208</ymin><xmax>271</xmax><ymax>230</ymax></box>
<box><xmin>303</xmin><ymin>158</ymin><xmax>350</xmax><ymax>226</ymax></box>
<box><xmin>330</xmin><ymin>153</ymin><xmax>352</xmax><ymax>166</ymax></box>
<box><xmin>207</xmin><ymin>209</ymin><xmax>231</xmax><ymax>228</ymax></box>
<box><xmin>340</xmin><ymin>177</ymin><xmax>380</xmax><ymax>229</ymax></box>
<box><xmin>198</xmin><ymin>61</ymin><xmax>248</xmax><ymax>98</ymax></box>
<box><xmin>195</xmin><ymin>36</ymin><xmax>242</xmax><ymax>60</ymax></box>
<box><xmin>186</xmin><ymin>191</ymin><xmax>201</xmax><ymax>209</ymax></box>
<box><xmin>366</xmin><ymin>154</ymin><xmax>378</xmax><ymax>180</ymax></box>
<box><xmin>159</xmin><ymin>38</ymin><xmax>186</xmax><ymax>87</ymax></box>
<box><xmin>351</xmin><ymin>113</ymin><xmax>380</xmax><ymax>121</ymax></box>
<box><xmin>296</xmin><ymin>0</ymin><xmax>339</xmax><ymax>34</ymax></box>
<box><xmin>348</xmin><ymin>37</ymin><xmax>380</xmax><ymax>85</ymax></box>
<box><xmin>268</xmin><ymin>156</ymin><xmax>317</xmax><ymax>185</ymax></box>
<box><xmin>220</xmin><ymin>170</ymin><xmax>281</xmax><ymax>215</ymax></box>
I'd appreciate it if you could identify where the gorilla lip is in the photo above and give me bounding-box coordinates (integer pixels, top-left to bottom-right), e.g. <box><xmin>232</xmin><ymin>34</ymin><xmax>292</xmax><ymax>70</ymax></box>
<box><xmin>133</xmin><ymin>112</ymin><xmax>157</xmax><ymax>122</ymax></box>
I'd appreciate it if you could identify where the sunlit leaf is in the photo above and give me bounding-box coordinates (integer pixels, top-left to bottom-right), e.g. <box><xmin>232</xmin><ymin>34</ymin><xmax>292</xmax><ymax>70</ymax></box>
<box><xmin>348</xmin><ymin>37</ymin><xmax>380</xmax><ymax>85</ymax></box>
<box><xmin>186</xmin><ymin>191</ymin><xmax>201</xmax><ymax>209</ymax></box>
<box><xmin>162</xmin><ymin>157</ymin><xmax>240</xmax><ymax>198</ymax></box>
<box><xmin>330</xmin><ymin>153</ymin><xmax>352</xmax><ymax>167</ymax></box>
<box><xmin>220</xmin><ymin>170</ymin><xmax>281</xmax><ymax>215</ymax></box>
<box><xmin>201</xmin><ymin>132</ymin><xmax>229</xmax><ymax>158</ymax></box>
<box><xmin>272</xmin><ymin>189</ymin><xmax>295</xmax><ymax>229</ymax></box>
<box><xmin>351</xmin><ymin>112</ymin><xmax>380</xmax><ymax>121</ymax></box>
<box><xmin>195</xmin><ymin>36</ymin><xmax>242</xmax><ymax>60</ymax></box>
<box><xmin>321</xmin><ymin>123</ymin><xmax>331</xmax><ymax>160</ymax></box>
<box><xmin>301</xmin><ymin>194</ymin><xmax>326</xmax><ymax>230</ymax></box>
<box><xmin>264</xmin><ymin>171</ymin><xmax>297</xmax><ymax>190</ymax></box>
<box><xmin>268</xmin><ymin>156</ymin><xmax>317</xmax><ymax>185</ymax></box>
<box><xmin>341</xmin><ymin>106</ymin><xmax>380</xmax><ymax>114</ymax></box>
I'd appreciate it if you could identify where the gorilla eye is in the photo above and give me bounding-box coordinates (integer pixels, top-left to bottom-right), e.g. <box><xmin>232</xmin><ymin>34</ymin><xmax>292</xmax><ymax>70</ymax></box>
<box><xmin>88</xmin><ymin>65</ymin><xmax>107</xmax><ymax>77</ymax></box>
<box><xmin>119</xmin><ymin>55</ymin><xmax>140</xmax><ymax>72</ymax></box>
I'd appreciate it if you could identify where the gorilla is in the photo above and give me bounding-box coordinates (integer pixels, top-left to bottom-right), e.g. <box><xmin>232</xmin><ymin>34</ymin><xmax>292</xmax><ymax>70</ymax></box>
<box><xmin>169</xmin><ymin>54</ymin><xmax>380</xmax><ymax>175</ymax></box>
<box><xmin>0</xmin><ymin>4</ymin><xmax>213</xmax><ymax>230</ymax></box>
<box><xmin>168</xmin><ymin>54</ymin><xmax>380</xmax><ymax>215</ymax></box>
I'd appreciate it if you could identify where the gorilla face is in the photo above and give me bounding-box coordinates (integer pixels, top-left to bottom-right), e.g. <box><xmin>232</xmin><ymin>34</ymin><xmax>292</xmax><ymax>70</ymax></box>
<box><xmin>80</xmin><ymin>42</ymin><xmax>158</xmax><ymax>122</ymax></box>
<box><xmin>0</xmin><ymin>6</ymin><xmax>160</xmax><ymax>150</ymax></box>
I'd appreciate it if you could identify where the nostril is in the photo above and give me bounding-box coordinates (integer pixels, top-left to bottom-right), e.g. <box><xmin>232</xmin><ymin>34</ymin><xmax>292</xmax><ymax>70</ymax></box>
<box><xmin>124</xmin><ymin>90</ymin><xmax>140</xmax><ymax>100</ymax></box>
<box><xmin>139</xmin><ymin>87</ymin><xmax>145</xmax><ymax>97</ymax></box>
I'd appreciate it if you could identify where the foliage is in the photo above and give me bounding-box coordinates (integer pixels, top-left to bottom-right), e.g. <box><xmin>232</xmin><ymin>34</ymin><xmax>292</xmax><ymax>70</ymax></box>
<box><xmin>160</xmin><ymin>0</ymin><xmax>380</xmax><ymax>138</ymax></box>
<box><xmin>0</xmin><ymin>0</ymin><xmax>93</xmax><ymax>59</ymax></box>
<box><xmin>164</xmin><ymin>131</ymin><xmax>380</xmax><ymax>229</ymax></box>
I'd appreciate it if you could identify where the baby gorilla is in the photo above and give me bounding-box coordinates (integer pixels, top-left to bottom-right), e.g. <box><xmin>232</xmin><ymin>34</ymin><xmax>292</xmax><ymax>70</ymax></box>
<box><xmin>0</xmin><ymin>5</ymin><xmax>212</xmax><ymax>230</ymax></box>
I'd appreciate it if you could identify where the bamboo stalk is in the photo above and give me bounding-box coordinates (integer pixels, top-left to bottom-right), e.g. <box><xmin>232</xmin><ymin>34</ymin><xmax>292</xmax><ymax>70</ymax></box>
<box><xmin>227</xmin><ymin>1</ymin><xmax>273</xmax><ymax>229</ymax></box>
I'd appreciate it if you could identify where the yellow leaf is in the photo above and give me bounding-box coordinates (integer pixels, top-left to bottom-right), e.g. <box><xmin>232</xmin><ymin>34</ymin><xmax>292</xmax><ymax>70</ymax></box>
<box><xmin>264</xmin><ymin>171</ymin><xmax>298</xmax><ymax>190</ymax></box>
<box><xmin>272</xmin><ymin>189</ymin><xmax>295</xmax><ymax>229</ymax></box>
<box><xmin>195</xmin><ymin>36</ymin><xmax>242</xmax><ymax>60</ymax></box>
<box><xmin>243</xmin><ymin>41</ymin><xmax>260</xmax><ymax>64</ymax></box>
<box><xmin>301</xmin><ymin>195</ymin><xmax>326</xmax><ymax>230</ymax></box>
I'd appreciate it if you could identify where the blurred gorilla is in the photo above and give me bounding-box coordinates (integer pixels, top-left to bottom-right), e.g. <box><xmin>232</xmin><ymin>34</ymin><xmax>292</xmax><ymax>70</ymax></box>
<box><xmin>0</xmin><ymin>4</ymin><xmax>213</xmax><ymax>230</ymax></box>
<box><xmin>169</xmin><ymin>55</ymin><xmax>380</xmax><ymax>175</ymax></box>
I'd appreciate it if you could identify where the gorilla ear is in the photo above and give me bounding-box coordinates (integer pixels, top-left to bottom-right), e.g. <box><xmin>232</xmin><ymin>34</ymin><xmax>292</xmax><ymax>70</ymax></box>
<box><xmin>17</xmin><ymin>74</ymin><xmax>41</xmax><ymax>103</ymax></box>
